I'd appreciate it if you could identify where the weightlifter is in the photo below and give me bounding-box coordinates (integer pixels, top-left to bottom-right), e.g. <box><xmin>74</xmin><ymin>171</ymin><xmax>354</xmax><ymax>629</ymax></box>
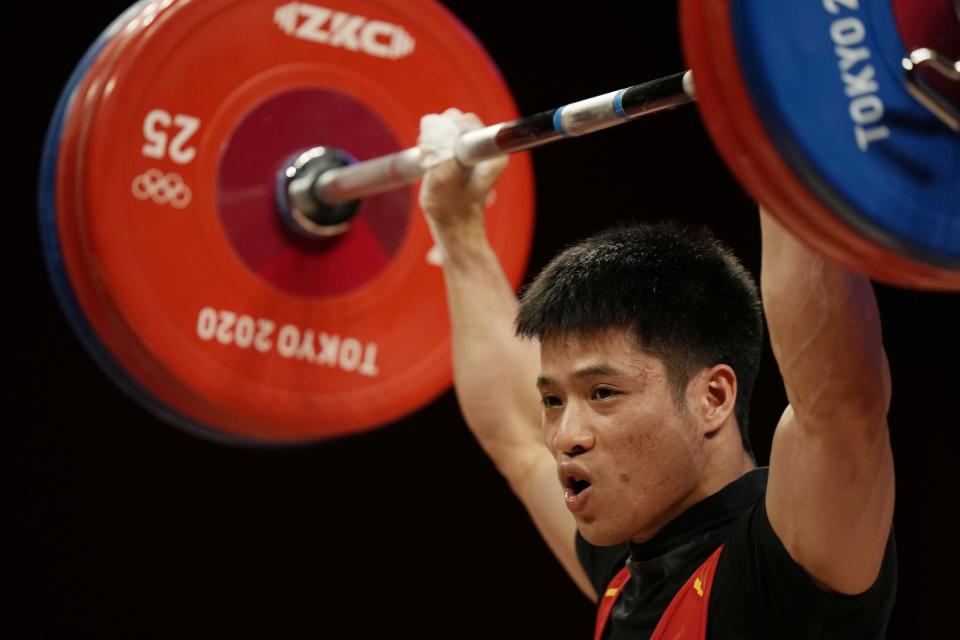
<box><xmin>417</xmin><ymin>111</ymin><xmax>896</xmax><ymax>638</ymax></box>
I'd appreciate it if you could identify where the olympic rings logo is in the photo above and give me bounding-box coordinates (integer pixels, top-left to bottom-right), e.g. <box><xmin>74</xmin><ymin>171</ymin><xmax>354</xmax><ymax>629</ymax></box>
<box><xmin>131</xmin><ymin>169</ymin><xmax>192</xmax><ymax>209</ymax></box>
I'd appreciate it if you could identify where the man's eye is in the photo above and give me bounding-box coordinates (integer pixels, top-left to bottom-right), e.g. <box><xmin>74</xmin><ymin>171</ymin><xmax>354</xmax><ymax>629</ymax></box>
<box><xmin>592</xmin><ymin>387</ymin><xmax>617</xmax><ymax>400</ymax></box>
<box><xmin>542</xmin><ymin>395</ymin><xmax>562</xmax><ymax>408</ymax></box>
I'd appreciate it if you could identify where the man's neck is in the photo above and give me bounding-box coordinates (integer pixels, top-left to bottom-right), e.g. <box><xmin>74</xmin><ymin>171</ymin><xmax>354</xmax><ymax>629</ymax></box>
<box><xmin>629</xmin><ymin>435</ymin><xmax>756</xmax><ymax>544</ymax></box>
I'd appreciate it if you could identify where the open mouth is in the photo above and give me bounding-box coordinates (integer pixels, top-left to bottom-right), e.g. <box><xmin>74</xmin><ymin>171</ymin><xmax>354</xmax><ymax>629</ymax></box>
<box><xmin>566</xmin><ymin>476</ymin><xmax>592</xmax><ymax>496</ymax></box>
<box><xmin>561</xmin><ymin>470</ymin><xmax>593</xmax><ymax>513</ymax></box>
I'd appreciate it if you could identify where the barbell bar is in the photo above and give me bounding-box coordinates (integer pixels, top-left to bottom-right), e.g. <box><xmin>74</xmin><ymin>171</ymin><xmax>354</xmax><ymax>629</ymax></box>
<box><xmin>291</xmin><ymin>71</ymin><xmax>695</xmax><ymax>215</ymax></box>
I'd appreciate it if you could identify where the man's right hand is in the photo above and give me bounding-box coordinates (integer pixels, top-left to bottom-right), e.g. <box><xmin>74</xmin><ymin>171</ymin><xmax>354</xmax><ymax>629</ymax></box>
<box><xmin>417</xmin><ymin>109</ymin><xmax>507</xmax><ymax>237</ymax></box>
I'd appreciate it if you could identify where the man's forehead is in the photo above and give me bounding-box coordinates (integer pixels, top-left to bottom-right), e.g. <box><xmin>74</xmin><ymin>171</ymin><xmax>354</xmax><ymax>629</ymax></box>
<box><xmin>536</xmin><ymin>364</ymin><xmax>626</xmax><ymax>387</ymax></box>
<box><xmin>538</xmin><ymin>328</ymin><xmax>660</xmax><ymax>382</ymax></box>
<box><xmin>540</xmin><ymin>327</ymin><xmax>644</xmax><ymax>354</ymax></box>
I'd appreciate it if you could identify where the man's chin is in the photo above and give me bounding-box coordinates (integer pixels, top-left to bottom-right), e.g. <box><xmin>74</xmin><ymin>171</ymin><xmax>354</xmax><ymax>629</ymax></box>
<box><xmin>577</xmin><ymin>522</ymin><xmax>628</xmax><ymax>548</ymax></box>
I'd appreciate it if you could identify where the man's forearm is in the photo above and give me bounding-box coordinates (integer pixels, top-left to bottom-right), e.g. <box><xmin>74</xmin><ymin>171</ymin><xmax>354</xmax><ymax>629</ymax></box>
<box><xmin>431</xmin><ymin>217</ymin><xmax>545</xmax><ymax>482</ymax></box>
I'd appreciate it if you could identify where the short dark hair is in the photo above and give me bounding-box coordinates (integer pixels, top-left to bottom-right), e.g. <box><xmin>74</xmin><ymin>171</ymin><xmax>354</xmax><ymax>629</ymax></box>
<box><xmin>515</xmin><ymin>222</ymin><xmax>763</xmax><ymax>453</ymax></box>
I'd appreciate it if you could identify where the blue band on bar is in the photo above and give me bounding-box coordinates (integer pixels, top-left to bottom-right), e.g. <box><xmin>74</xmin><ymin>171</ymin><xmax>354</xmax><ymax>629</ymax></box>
<box><xmin>552</xmin><ymin>106</ymin><xmax>570</xmax><ymax>137</ymax></box>
<box><xmin>613</xmin><ymin>89</ymin><xmax>630</xmax><ymax>120</ymax></box>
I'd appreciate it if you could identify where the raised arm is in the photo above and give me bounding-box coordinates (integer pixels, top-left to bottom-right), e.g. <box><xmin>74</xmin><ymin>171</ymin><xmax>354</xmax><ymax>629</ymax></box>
<box><xmin>761</xmin><ymin>210</ymin><xmax>895</xmax><ymax>595</ymax></box>
<box><xmin>418</xmin><ymin>111</ymin><xmax>595</xmax><ymax>599</ymax></box>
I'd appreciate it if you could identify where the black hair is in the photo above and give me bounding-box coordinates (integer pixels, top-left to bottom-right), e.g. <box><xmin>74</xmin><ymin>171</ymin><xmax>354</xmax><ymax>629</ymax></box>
<box><xmin>516</xmin><ymin>222</ymin><xmax>763</xmax><ymax>453</ymax></box>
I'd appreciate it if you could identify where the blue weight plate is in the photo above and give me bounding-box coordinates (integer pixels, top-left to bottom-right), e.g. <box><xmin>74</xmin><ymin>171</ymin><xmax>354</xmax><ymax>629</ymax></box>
<box><xmin>730</xmin><ymin>0</ymin><xmax>960</xmax><ymax>269</ymax></box>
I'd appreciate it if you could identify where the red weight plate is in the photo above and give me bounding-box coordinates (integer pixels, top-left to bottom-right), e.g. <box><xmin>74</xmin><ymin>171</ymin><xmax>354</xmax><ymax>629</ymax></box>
<box><xmin>680</xmin><ymin>0</ymin><xmax>960</xmax><ymax>291</ymax></box>
<box><xmin>65</xmin><ymin>0</ymin><xmax>535</xmax><ymax>442</ymax></box>
<box><xmin>54</xmin><ymin>2</ymin><xmax>258</xmax><ymax>439</ymax></box>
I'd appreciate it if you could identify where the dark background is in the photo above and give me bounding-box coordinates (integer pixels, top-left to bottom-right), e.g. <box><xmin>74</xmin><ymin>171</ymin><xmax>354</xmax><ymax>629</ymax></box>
<box><xmin>11</xmin><ymin>1</ymin><xmax>958</xmax><ymax>638</ymax></box>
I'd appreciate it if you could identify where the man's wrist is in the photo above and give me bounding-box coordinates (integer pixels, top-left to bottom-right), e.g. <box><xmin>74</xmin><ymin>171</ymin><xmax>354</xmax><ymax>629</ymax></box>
<box><xmin>424</xmin><ymin>207</ymin><xmax>495</xmax><ymax>267</ymax></box>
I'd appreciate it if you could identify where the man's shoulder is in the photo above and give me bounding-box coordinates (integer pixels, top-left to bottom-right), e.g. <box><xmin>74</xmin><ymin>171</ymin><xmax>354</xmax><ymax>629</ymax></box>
<box><xmin>711</xmin><ymin>494</ymin><xmax>897</xmax><ymax>638</ymax></box>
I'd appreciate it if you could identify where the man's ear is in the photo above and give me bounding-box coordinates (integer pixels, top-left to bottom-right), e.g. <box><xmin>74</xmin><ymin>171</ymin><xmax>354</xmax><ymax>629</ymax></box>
<box><xmin>692</xmin><ymin>364</ymin><xmax>737</xmax><ymax>438</ymax></box>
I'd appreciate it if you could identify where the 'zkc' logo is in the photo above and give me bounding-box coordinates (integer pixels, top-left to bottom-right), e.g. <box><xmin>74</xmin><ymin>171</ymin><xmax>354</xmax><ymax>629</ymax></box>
<box><xmin>274</xmin><ymin>3</ymin><xmax>416</xmax><ymax>60</ymax></box>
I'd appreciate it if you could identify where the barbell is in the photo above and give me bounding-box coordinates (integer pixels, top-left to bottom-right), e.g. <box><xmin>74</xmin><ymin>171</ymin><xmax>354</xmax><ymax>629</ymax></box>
<box><xmin>39</xmin><ymin>0</ymin><xmax>959</xmax><ymax>444</ymax></box>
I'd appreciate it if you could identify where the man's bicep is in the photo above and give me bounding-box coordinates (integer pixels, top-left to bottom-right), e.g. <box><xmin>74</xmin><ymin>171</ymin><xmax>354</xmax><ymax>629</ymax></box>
<box><xmin>511</xmin><ymin>449</ymin><xmax>597</xmax><ymax>601</ymax></box>
<box><xmin>766</xmin><ymin>406</ymin><xmax>895</xmax><ymax>595</ymax></box>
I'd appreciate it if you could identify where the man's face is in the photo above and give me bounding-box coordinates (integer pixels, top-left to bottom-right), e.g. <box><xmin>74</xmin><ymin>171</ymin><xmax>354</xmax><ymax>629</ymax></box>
<box><xmin>538</xmin><ymin>328</ymin><xmax>705</xmax><ymax>546</ymax></box>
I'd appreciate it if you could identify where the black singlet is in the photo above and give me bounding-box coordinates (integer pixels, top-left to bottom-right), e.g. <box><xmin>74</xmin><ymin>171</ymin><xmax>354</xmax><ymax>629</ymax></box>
<box><xmin>576</xmin><ymin>468</ymin><xmax>897</xmax><ymax>639</ymax></box>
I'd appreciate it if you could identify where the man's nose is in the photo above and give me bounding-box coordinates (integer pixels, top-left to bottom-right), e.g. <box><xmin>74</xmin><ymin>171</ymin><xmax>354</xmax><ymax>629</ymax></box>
<box><xmin>551</xmin><ymin>401</ymin><xmax>595</xmax><ymax>456</ymax></box>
